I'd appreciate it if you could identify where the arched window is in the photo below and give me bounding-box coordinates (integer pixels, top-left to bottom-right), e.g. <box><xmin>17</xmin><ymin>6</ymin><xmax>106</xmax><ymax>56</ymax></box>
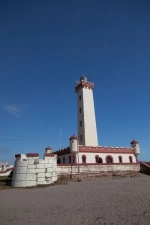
<box><xmin>129</xmin><ymin>156</ymin><xmax>133</xmax><ymax>163</ymax></box>
<box><xmin>118</xmin><ymin>156</ymin><xmax>122</xmax><ymax>163</ymax></box>
<box><xmin>63</xmin><ymin>157</ymin><xmax>65</xmax><ymax>164</ymax></box>
<box><xmin>57</xmin><ymin>158</ymin><xmax>61</xmax><ymax>164</ymax></box>
<box><xmin>82</xmin><ymin>155</ymin><xmax>86</xmax><ymax>163</ymax></box>
<box><xmin>69</xmin><ymin>155</ymin><xmax>71</xmax><ymax>164</ymax></box>
<box><xmin>105</xmin><ymin>155</ymin><xmax>113</xmax><ymax>163</ymax></box>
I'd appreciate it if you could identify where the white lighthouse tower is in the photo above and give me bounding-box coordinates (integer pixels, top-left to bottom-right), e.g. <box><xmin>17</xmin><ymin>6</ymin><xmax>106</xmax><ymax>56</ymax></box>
<box><xmin>75</xmin><ymin>75</ymin><xmax>98</xmax><ymax>146</ymax></box>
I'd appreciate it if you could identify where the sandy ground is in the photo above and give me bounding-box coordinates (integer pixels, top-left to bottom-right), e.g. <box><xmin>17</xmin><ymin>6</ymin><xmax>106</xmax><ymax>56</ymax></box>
<box><xmin>0</xmin><ymin>174</ymin><xmax>150</xmax><ymax>225</ymax></box>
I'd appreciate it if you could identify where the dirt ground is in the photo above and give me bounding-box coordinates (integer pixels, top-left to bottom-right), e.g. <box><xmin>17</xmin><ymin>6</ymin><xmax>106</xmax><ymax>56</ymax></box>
<box><xmin>0</xmin><ymin>173</ymin><xmax>150</xmax><ymax>225</ymax></box>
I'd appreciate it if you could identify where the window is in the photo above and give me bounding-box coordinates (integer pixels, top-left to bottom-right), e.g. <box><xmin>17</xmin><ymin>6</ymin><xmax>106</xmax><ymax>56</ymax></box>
<box><xmin>106</xmin><ymin>155</ymin><xmax>113</xmax><ymax>163</ymax></box>
<box><xmin>79</xmin><ymin>108</ymin><xmax>82</xmax><ymax>113</ymax></box>
<box><xmin>129</xmin><ymin>156</ymin><xmax>133</xmax><ymax>163</ymax></box>
<box><xmin>79</xmin><ymin>95</ymin><xmax>81</xmax><ymax>101</ymax></box>
<box><xmin>57</xmin><ymin>158</ymin><xmax>61</xmax><ymax>164</ymax></box>
<box><xmin>69</xmin><ymin>156</ymin><xmax>71</xmax><ymax>164</ymax></box>
<box><xmin>119</xmin><ymin>156</ymin><xmax>122</xmax><ymax>163</ymax></box>
<box><xmin>95</xmin><ymin>156</ymin><xmax>103</xmax><ymax>163</ymax></box>
<box><xmin>99</xmin><ymin>157</ymin><xmax>103</xmax><ymax>163</ymax></box>
<box><xmin>82</xmin><ymin>155</ymin><xmax>86</xmax><ymax>163</ymax></box>
<box><xmin>80</xmin><ymin>120</ymin><xmax>82</xmax><ymax>126</ymax></box>
<box><xmin>63</xmin><ymin>157</ymin><xmax>65</xmax><ymax>164</ymax></box>
<box><xmin>95</xmin><ymin>155</ymin><xmax>99</xmax><ymax>163</ymax></box>
<box><xmin>80</xmin><ymin>135</ymin><xmax>82</xmax><ymax>141</ymax></box>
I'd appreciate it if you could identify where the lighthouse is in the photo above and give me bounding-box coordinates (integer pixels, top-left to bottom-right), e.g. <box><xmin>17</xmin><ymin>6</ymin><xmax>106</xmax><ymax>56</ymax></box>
<box><xmin>75</xmin><ymin>75</ymin><xmax>98</xmax><ymax>146</ymax></box>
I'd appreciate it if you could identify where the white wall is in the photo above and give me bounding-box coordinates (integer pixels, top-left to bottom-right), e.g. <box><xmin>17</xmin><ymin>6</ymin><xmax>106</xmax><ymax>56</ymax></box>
<box><xmin>77</xmin><ymin>86</ymin><xmax>98</xmax><ymax>146</ymax></box>
<box><xmin>57</xmin><ymin>153</ymin><xmax>75</xmax><ymax>164</ymax></box>
<box><xmin>57</xmin><ymin>152</ymin><xmax>136</xmax><ymax>164</ymax></box>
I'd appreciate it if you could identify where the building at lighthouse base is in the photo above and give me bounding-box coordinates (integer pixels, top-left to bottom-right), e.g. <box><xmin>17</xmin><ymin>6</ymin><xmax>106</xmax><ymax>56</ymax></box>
<box><xmin>54</xmin><ymin>135</ymin><xmax>139</xmax><ymax>164</ymax></box>
<box><xmin>11</xmin><ymin>138</ymin><xmax>140</xmax><ymax>187</ymax></box>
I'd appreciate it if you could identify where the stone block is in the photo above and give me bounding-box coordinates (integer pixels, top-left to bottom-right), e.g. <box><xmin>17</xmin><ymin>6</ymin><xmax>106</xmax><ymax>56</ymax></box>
<box><xmin>45</xmin><ymin>172</ymin><xmax>52</xmax><ymax>178</ymax></box>
<box><xmin>47</xmin><ymin>158</ymin><xmax>52</xmax><ymax>164</ymax></box>
<box><xmin>28</xmin><ymin>159</ymin><xmax>34</xmax><ymax>165</ymax></box>
<box><xmin>13</xmin><ymin>168</ymin><xmax>20</xmax><ymax>174</ymax></box>
<box><xmin>39</xmin><ymin>159</ymin><xmax>48</xmax><ymax>164</ymax></box>
<box><xmin>14</xmin><ymin>160</ymin><xmax>28</xmax><ymax>167</ymax></box>
<box><xmin>52</xmin><ymin>171</ymin><xmax>57</xmax><ymax>177</ymax></box>
<box><xmin>28</xmin><ymin>165</ymin><xmax>36</xmax><ymax>169</ymax></box>
<box><xmin>13</xmin><ymin>173</ymin><xmax>26</xmax><ymax>181</ymax></box>
<box><xmin>36</xmin><ymin>164</ymin><xmax>45</xmax><ymax>169</ymax></box>
<box><xmin>11</xmin><ymin>180</ymin><xmax>21</xmax><ymax>187</ymax></box>
<box><xmin>37</xmin><ymin>181</ymin><xmax>50</xmax><ymax>185</ymax></box>
<box><xmin>26</xmin><ymin>168</ymin><xmax>37</xmax><ymax>174</ymax></box>
<box><xmin>45</xmin><ymin>164</ymin><xmax>52</xmax><ymax>169</ymax></box>
<box><xmin>37</xmin><ymin>173</ymin><xmax>46</xmax><ymax>178</ymax></box>
<box><xmin>37</xmin><ymin>177</ymin><xmax>45</xmax><ymax>182</ymax></box>
<box><xmin>53</xmin><ymin>166</ymin><xmax>57</xmax><ymax>171</ymax></box>
<box><xmin>26</xmin><ymin>174</ymin><xmax>36</xmax><ymax>181</ymax></box>
<box><xmin>52</xmin><ymin>161</ymin><xmax>57</xmax><ymax>167</ymax></box>
<box><xmin>36</xmin><ymin>168</ymin><xmax>45</xmax><ymax>173</ymax></box>
<box><xmin>47</xmin><ymin>167</ymin><xmax>53</xmax><ymax>172</ymax></box>
<box><xmin>20</xmin><ymin>167</ymin><xmax>28</xmax><ymax>174</ymax></box>
<box><xmin>20</xmin><ymin>180</ymin><xmax>36</xmax><ymax>187</ymax></box>
<box><xmin>52</xmin><ymin>176</ymin><xmax>57</xmax><ymax>182</ymax></box>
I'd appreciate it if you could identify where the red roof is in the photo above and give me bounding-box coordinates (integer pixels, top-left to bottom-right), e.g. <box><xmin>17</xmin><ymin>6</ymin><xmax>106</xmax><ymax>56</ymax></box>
<box><xmin>45</xmin><ymin>146</ymin><xmax>52</xmax><ymax>150</ymax></box>
<box><xmin>130</xmin><ymin>139</ymin><xmax>139</xmax><ymax>144</ymax></box>
<box><xmin>69</xmin><ymin>135</ymin><xmax>78</xmax><ymax>140</ymax></box>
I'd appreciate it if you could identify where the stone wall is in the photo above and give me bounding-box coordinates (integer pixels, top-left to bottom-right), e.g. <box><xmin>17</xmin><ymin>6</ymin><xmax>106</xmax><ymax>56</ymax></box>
<box><xmin>57</xmin><ymin>163</ymin><xmax>140</xmax><ymax>179</ymax></box>
<box><xmin>140</xmin><ymin>162</ymin><xmax>150</xmax><ymax>175</ymax></box>
<box><xmin>11</xmin><ymin>153</ymin><xmax>57</xmax><ymax>187</ymax></box>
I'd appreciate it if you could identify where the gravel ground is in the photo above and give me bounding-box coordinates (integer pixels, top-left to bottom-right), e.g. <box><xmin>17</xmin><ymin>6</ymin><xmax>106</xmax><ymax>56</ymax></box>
<box><xmin>0</xmin><ymin>174</ymin><xmax>150</xmax><ymax>225</ymax></box>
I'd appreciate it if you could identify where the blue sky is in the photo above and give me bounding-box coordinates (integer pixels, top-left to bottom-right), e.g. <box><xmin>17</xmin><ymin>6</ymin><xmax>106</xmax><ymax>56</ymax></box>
<box><xmin>0</xmin><ymin>0</ymin><xmax>150</xmax><ymax>164</ymax></box>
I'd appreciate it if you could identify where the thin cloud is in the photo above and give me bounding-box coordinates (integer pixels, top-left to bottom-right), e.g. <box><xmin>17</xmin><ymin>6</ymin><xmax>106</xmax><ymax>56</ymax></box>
<box><xmin>3</xmin><ymin>104</ymin><xmax>21</xmax><ymax>116</ymax></box>
<box><xmin>0</xmin><ymin>147</ymin><xmax>10</xmax><ymax>154</ymax></box>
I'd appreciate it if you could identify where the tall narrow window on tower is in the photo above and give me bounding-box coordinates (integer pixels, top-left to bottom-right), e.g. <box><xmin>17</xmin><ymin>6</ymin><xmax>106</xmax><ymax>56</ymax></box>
<box><xmin>79</xmin><ymin>95</ymin><xmax>81</xmax><ymax>101</ymax></box>
<box><xmin>80</xmin><ymin>121</ymin><xmax>82</xmax><ymax>126</ymax></box>
<box><xmin>79</xmin><ymin>108</ymin><xmax>82</xmax><ymax>113</ymax></box>
<box><xmin>80</xmin><ymin>135</ymin><xmax>82</xmax><ymax>141</ymax></box>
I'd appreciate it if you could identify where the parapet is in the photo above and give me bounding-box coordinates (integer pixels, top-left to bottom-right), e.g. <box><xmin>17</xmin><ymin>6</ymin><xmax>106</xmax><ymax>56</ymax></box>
<box><xmin>53</xmin><ymin>147</ymin><xmax>70</xmax><ymax>156</ymax></box>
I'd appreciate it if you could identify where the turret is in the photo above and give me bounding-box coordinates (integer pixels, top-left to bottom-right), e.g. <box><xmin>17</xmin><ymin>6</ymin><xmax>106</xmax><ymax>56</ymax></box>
<box><xmin>45</xmin><ymin>146</ymin><xmax>52</xmax><ymax>154</ymax></box>
<box><xmin>69</xmin><ymin>135</ymin><xmax>78</xmax><ymax>153</ymax></box>
<box><xmin>130</xmin><ymin>139</ymin><xmax>140</xmax><ymax>156</ymax></box>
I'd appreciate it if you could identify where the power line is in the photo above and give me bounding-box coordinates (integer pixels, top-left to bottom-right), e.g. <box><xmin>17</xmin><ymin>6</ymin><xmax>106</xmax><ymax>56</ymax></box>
<box><xmin>0</xmin><ymin>138</ymin><xmax>67</xmax><ymax>140</ymax></box>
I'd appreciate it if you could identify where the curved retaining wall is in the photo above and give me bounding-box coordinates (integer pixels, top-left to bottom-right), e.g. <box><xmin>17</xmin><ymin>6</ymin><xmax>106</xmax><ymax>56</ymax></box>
<box><xmin>11</xmin><ymin>153</ymin><xmax>57</xmax><ymax>187</ymax></box>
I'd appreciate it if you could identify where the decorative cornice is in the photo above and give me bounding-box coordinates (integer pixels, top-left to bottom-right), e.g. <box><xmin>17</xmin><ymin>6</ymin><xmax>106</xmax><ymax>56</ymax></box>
<box><xmin>75</xmin><ymin>81</ymin><xmax>94</xmax><ymax>92</ymax></box>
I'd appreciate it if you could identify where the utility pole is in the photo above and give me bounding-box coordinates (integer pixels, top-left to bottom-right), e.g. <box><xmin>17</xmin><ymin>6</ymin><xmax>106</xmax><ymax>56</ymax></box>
<box><xmin>77</xmin><ymin>139</ymin><xmax>80</xmax><ymax>181</ymax></box>
<box><xmin>60</xmin><ymin>128</ymin><xmax>61</xmax><ymax>148</ymax></box>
